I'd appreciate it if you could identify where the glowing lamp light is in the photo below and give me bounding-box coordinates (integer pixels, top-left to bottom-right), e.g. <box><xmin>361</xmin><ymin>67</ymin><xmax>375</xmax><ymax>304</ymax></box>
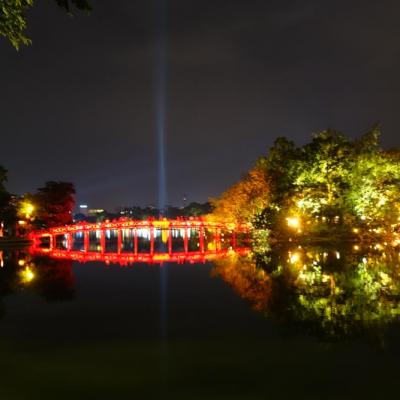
<box><xmin>289</xmin><ymin>252</ymin><xmax>300</xmax><ymax>264</ymax></box>
<box><xmin>20</xmin><ymin>201</ymin><xmax>35</xmax><ymax>219</ymax></box>
<box><xmin>286</xmin><ymin>217</ymin><xmax>300</xmax><ymax>229</ymax></box>
<box><xmin>19</xmin><ymin>267</ymin><xmax>35</xmax><ymax>284</ymax></box>
<box><xmin>25</xmin><ymin>204</ymin><xmax>34</xmax><ymax>215</ymax></box>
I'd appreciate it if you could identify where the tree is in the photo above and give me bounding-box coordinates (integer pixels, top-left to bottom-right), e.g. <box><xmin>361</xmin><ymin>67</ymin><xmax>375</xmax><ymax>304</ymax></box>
<box><xmin>210</xmin><ymin>166</ymin><xmax>269</xmax><ymax>225</ymax></box>
<box><xmin>33</xmin><ymin>181</ymin><xmax>76</xmax><ymax>228</ymax></box>
<box><xmin>212</xmin><ymin>127</ymin><xmax>400</xmax><ymax>243</ymax></box>
<box><xmin>183</xmin><ymin>202</ymin><xmax>213</xmax><ymax>217</ymax></box>
<box><xmin>0</xmin><ymin>0</ymin><xmax>90</xmax><ymax>49</ymax></box>
<box><xmin>296</xmin><ymin>130</ymin><xmax>352</xmax><ymax>209</ymax></box>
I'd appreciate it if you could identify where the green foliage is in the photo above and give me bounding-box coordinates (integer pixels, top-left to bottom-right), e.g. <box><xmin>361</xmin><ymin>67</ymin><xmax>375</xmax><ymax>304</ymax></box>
<box><xmin>214</xmin><ymin>127</ymin><xmax>400</xmax><ymax>243</ymax></box>
<box><xmin>258</xmin><ymin>136</ymin><xmax>299</xmax><ymax>202</ymax></box>
<box><xmin>0</xmin><ymin>0</ymin><xmax>90</xmax><ymax>49</ymax></box>
<box><xmin>0</xmin><ymin>0</ymin><xmax>33</xmax><ymax>49</ymax></box>
<box><xmin>296</xmin><ymin>129</ymin><xmax>400</xmax><ymax>238</ymax></box>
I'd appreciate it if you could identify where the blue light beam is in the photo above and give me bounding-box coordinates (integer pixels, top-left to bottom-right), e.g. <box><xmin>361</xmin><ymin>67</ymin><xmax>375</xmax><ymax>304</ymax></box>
<box><xmin>154</xmin><ymin>0</ymin><xmax>167</xmax><ymax>216</ymax></box>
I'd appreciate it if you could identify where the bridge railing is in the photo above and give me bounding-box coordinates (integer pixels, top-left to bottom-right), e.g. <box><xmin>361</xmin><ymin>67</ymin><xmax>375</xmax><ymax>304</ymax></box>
<box><xmin>30</xmin><ymin>218</ymin><xmax>250</xmax><ymax>256</ymax></box>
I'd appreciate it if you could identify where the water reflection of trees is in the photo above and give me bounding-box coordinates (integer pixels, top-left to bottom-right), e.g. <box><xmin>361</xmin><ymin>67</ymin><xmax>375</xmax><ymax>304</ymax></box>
<box><xmin>213</xmin><ymin>245</ymin><xmax>400</xmax><ymax>340</ymax></box>
<box><xmin>0</xmin><ymin>251</ymin><xmax>75</xmax><ymax>317</ymax></box>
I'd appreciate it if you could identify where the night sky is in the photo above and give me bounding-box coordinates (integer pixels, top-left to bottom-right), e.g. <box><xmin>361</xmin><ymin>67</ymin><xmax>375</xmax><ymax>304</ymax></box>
<box><xmin>1</xmin><ymin>0</ymin><xmax>400</xmax><ymax>210</ymax></box>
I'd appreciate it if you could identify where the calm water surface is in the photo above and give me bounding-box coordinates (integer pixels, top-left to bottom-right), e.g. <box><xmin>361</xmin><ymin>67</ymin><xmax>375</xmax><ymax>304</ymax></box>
<box><xmin>0</xmin><ymin>246</ymin><xmax>399</xmax><ymax>399</ymax></box>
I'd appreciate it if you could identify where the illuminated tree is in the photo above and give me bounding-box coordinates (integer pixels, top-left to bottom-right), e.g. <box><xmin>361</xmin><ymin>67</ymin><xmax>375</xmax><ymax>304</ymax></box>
<box><xmin>33</xmin><ymin>181</ymin><xmax>76</xmax><ymax>228</ymax></box>
<box><xmin>344</xmin><ymin>145</ymin><xmax>400</xmax><ymax>230</ymax></box>
<box><xmin>0</xmin><ymin>0</ymin><xmax>90</xmax><ymax>49</ymax></box>
<box><xmin>214</xmin><ymin>127</ymin><xmax>400</xmax><ymax>243</ymax></box>
<box><xmin>210</xmin><ymin>166</ymin><xmax>269</xmax><ymax>225</ymax></box>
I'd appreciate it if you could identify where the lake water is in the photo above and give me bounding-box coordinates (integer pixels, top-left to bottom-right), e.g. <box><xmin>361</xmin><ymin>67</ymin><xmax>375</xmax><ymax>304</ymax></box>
<box><xmin>0</xmin><ymin>244</ymin><xmax>399</xmax><ymax>399</ymax></box>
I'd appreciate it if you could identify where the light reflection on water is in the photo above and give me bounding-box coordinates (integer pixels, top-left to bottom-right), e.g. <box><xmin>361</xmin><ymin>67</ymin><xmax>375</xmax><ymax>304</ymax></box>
<box><xmin>0</xmin><ymin>242</ymin><xmax>400</xmax><ymax>398</ymax></box>
<box><xmin>2</xmin><ymin>241</ymin><xmax>400</xmax><ymax>341</ymax></box>
<box><xmin>213</xmin><ymin>243</ymin><xmax>400</xmax><ymax>341</ymax></box>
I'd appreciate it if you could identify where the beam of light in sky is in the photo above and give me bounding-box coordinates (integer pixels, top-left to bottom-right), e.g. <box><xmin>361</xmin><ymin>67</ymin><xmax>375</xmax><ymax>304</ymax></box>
<box><xmin>154</xmin><ymin>0</ymin><xmax>167</xmax><ymax>216</ymax></box>
<box><xmin>152</xmin><ymin>0</ymin><xmax>168</xmax><ymax>386</ymax></box>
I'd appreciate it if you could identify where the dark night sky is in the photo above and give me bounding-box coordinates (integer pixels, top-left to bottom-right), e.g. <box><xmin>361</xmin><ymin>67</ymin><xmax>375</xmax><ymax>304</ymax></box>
<box><xmin>1</xmin><ymin>0</ymin><xmax>400</xmax><ymax>210</ymax></box>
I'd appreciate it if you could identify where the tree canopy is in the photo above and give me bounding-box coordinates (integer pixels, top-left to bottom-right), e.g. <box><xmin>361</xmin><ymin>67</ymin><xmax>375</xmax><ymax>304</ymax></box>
<box><xmin>0</xmin><ymin>0</ymin><xmax>90</xmax><ymax>49</ymax></box>
<box><xmin>32</xmin><ymin>181</ymin><xmax>76</xmax><ymax>228</ymax></box>
<box><xmin>210</xmin><ymin>166</ymin><xmax>269</xmax><ymax>225</ymax></box>
<box><xmin>211</xmin><ymin>128</ymin><xmax>400</xmax><ymax>243</ymax></box>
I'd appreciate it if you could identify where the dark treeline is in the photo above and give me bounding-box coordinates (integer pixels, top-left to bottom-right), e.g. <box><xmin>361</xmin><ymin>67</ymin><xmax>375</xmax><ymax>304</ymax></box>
<box><xmin>75</xmin><ymin>202</ymin><xmax>214</xmax><ymax>223</ymax></box>
<box><xmin>0</xmin><ymin>166</ymin><xmax>75</xmax><ymax>237</ymax></box>
<box><xmin>0</xmin><ymin>164</ymin><xmax>213</xmax><ymax>237</ymax></box>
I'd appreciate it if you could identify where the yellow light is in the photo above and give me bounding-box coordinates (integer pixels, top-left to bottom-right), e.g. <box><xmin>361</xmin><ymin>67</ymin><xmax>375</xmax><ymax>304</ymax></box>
<box><xmin>353</xmin><ymin>245</ymin><xmax>360</xmax><ymax>251</ymax></box>
<box><xmin>353</xmin><ymin>228</ymin><xmax>359</xmax><ymax>233</ymax></box>
<box><xmin>322</xmin><ymin>274</ymin><xmax>330</xmax><ymax>283</ymax></box>
<box><xmin>19</xmin><ymin>267</ymin><xmax>35</xmax><ymax>284</ymax></box>
<box><xmin>154</xmin><ymin>220</ymin><xmax>170</xmax><ymax>229</ymax></box>
<box><xmin>289</xmin><ymin>252</ymin><xmax>300</xmax><ymax>264</ymax></box>
<box><xmin>18</xmin><ymin>220</ymin><xmax>27</xmax><ymax>225</ymax></box>
<box><xmin>18</xmin><ymin>259</ymin><xmax>25</xmax><ymax>266</ymax></box>
<box><xmin>19</xmin><ymin>201</ymin><xmax>35</xmax><ymax>219</ymax></box>
<box><xmin>161</xmin><ymin>229</ymin><xmax>168</xmax><ymax>244</ymax></box>
<box><xmin>286</xmin><ymin>217</ymin><xmax>300</xmax><ymax>229</ymax></box>
<box><xmin>207</xmin><ymin>242</ymin><xmax>216</xmax><ymax>251</ymax></box>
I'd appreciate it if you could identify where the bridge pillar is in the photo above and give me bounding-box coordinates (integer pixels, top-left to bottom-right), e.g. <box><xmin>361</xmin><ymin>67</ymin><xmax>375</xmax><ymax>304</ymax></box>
<box><xmin>100</xmin><ymin>229</ymin><xmax>106</xmax><ymax>253</ymax></box>
<box><xmin>117</xmin><ymin>229</ymin><xmax>122</xmax><ymax>254</ymax></box>
<box><xmin>49</xmin><ymin>234</ymin><xmax>55</xmax><ymax>250</ymax></box>
<box><xmin>168</xmin><ymin>225</ymin><xmax>172</xmax><ymax>254</ymax></box>
<box><xmin>84</xmin><ymin>231</ymin><xmax>89</xmax><ymax>252</ymax></box>
<box><xmin>150</xmin><ymin>225</ymin><xmax>154</xmax><ymax>255</ymax></box>
<box><xmin>199</xmin><ymin>224</ymin><xmax>205</xmax><ymax>253</ymax></box>
<box><xmin>183</xmin><ymin>227</ymin><xmax>189</xmax><ymax>254</ymax></box>
<box><xmin>133</xmin><ymin>228</ymin><xmax>138</xmax><ymax>255</ymax></box>
<box><xmin>66</xmin><ymin>233</ymin><xmax>72</xmax><ymax>251</ymax></box>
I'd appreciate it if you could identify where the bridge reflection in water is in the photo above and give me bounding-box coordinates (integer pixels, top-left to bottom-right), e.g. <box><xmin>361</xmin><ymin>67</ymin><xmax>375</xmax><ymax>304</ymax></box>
<box><xmin>30</xmin><ymin>219</ymin><xmax>250</xmax><ymax>265</ymax></box>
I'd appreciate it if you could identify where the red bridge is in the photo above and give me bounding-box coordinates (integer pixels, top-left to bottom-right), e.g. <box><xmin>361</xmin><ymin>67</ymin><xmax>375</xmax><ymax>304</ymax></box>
<box><xmin>31</xmin><ymin>218</ymin><xmax>250</xmax><ymax>262</ymax></box>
